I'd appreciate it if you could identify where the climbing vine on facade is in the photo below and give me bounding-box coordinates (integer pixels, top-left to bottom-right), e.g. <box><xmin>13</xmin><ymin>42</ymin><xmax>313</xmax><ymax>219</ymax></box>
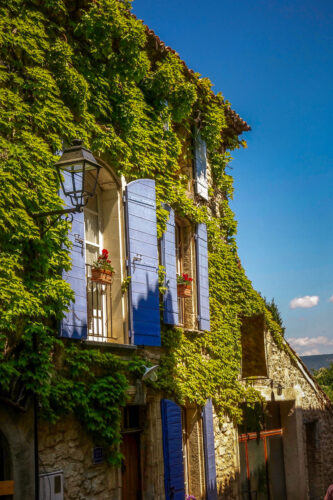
<box><xmin>0</xmin><ymin>0</ymin><xmax>285</xmax><ymax>459</ymax></box>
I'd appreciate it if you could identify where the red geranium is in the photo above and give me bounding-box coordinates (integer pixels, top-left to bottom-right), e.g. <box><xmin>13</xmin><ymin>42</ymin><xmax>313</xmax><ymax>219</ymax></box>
<box><xmin>92</xmin><ymin>249</ymin><xmax>115</xmax><ymax>274</ymax></box>
<box><xmin>177</xmin><ymin>273</ymin><xmax>193</xmax><ymax>284</ymax></box>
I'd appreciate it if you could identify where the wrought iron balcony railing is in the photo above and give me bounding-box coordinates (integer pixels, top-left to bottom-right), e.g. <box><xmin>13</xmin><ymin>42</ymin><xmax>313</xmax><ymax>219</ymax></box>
<box><xmin>86</xmin><ymin>264</ymin><xmax>113</xmax><ymax>341</ymax></box>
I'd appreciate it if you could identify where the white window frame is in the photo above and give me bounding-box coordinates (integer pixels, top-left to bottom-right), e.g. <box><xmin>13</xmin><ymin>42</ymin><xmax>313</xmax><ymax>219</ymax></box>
<box><xmin>84</xmin><ymin>189</ymin><xmax>110</xmax><ymax>342</ymax></box>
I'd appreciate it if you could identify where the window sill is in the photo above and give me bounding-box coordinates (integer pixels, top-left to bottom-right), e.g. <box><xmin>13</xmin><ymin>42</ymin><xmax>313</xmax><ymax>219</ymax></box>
<box><xmin>65</xmin><ymin>338</ymin><xmax>137</xmax><ymax>353</ymax></box>
<box><xmin>181</xmin><ymin>328</ymin><xmax>205</xmax><ymax>334</ymax></box>
<box><xmin>84</xmin><ymin>340</ymin><xmax>137</xmax><ymax>351</ymax></box>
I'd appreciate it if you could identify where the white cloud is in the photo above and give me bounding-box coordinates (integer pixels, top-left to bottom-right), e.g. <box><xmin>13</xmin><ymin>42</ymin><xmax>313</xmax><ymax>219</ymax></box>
<box><xmin>301</xmin><ymin>349</ymin><xmax>320</xmax><ymax>356</ymax></box>
<box><xmin>288</xmin><ymin>336</ymin><xmax>333</xmax><ymax>347</ymax></box>
<box><xmin>329</xmin><ymin>296</ymin><xmax>333</xmax><ymax>303</ymax></box>
<box><xmin>288</xmin><ymin>336</ymin><xmax>333</xmax><ymax>356</ymax></box>
<box><xmin>290</xmin><ymin>295</ymin><xmax>319</xmax><ymax>309</ymax></box>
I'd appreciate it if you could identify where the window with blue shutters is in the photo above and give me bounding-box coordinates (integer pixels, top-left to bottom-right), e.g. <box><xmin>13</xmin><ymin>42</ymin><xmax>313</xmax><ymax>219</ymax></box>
<box><xmin>60</xmin><ymin>161</ymin><xmax>129</xmax><ymax>343</ymax></box>
<box><xmin>174</xmin><ymin>219</ymin><xmax>198</xmax><ymax>330</ymax></box>
<box><xmin>194</xmin><ymin>129</ymin><xmax>209</xmax><ymax>201</ymax></box>
<box><xmin>161</xmin><ymin>400</ymin><xmax>214</xmax><ymax>500</ymax></box>
<box><xmin>125</xmin><ymin>179</ymin><xmax>161</xmax><ymax>346</ymax></box>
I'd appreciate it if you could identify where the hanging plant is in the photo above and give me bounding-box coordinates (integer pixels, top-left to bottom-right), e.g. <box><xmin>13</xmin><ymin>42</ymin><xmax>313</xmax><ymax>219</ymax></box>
<box><xmin>177</xmin><ymin>273</ymin><xmax>193</xmax><ymax>298</ymax></box>
<box><xmin>91</xmin><ymin>249</ymin><xmax>115</xmax><ymax>284</ymax></box>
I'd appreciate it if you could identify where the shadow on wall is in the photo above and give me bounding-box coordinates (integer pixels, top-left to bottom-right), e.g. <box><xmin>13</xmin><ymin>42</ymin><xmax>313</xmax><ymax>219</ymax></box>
<box><xmin>217</xmin><ymin>471</ymin><xmax>240</xmax><ymax>500</ymax></box>
<box><xmin>216</xmin><ymin>406</ymin><xmax>333</xmax><ymax>500</ymax></box>
<box><xmin>130</xmin><ymin>271</ymin><xmax>163</xmax><ymax>346</ymax></box>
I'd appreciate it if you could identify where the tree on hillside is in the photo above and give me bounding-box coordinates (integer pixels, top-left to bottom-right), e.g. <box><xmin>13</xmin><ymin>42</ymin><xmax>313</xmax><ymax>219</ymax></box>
<box><xmin>313</xmin><ymin>364</ymin><xmax>333</xmax><ymax>401</ymax></box>
<box><xmin>263</xmin><ymin>297</ymin><xmax>285</xmax><ymax>336</ymax></box>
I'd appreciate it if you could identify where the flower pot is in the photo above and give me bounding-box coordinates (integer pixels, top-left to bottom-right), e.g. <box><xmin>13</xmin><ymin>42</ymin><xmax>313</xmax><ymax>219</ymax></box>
<box><xmin>177</xmin><ymin>283</ymin><xmax>192</xmax><ymax>298</ymax></box>
<box><xmin>91</xmin><ymin>268</ymin><xmax>113</xmax><ymax>284</ymax></box>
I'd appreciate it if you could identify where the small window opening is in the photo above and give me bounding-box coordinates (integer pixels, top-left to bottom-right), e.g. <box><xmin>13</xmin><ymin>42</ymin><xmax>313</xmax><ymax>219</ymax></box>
<box><xmin>241</xmin><ymin>314</ymin><xmax>268</xmax><ymax>378</ymax></box>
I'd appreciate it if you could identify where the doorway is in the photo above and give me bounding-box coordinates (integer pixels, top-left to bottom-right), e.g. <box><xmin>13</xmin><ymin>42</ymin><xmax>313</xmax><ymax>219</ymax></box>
<box><xmin>121</xmin><ymin>406</ymin><xmax>142</xmax><ymax>500</ymax></box>
<box><xmin>239</xmin><ymin>403</ymin><xmax>287</xmax><ymax>500</ymax></box>
<box><xmin>0</xmin><ymin>433</ymin><xmax>13</xmax><ymax>499</ymax></box>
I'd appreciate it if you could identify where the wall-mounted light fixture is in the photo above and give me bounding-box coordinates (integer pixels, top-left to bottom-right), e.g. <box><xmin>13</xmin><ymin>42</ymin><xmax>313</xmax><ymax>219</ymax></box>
<box><xmin>142</xmin><ymin>365</ymin><xmax>159</xmax><ymax>383</ymax></box>
<box><xmin>36</xmin><ymin>139</ymin><xmax>101</xmax><ymax>218</ymax></box>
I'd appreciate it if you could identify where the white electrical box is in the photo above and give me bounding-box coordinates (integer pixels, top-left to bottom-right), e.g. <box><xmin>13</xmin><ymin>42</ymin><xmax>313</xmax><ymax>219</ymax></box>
<box><xmin>39</xmin><ymin>470</ymin><xmax>64</xmax><ymax>500</ymax></box>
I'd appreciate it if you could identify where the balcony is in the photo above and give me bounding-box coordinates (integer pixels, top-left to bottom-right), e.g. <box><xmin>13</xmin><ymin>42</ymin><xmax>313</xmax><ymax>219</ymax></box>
<box><xmin>86</xmin><ymin>264</ymin><xmax>113</xmax><ymax>341</ymax></box>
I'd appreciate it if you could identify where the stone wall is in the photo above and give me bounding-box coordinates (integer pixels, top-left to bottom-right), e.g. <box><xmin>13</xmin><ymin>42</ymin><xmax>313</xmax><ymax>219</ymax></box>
<box><xmin>38</xmin><ymin>389</ymin><xmax>165</xmax><ymax>500</ymax></box>
<box><xmin>214</xmin><ymin>331</ymin><xmax>333</xmax><ymax>500</ymax></box>
<box><xmin>39</xmin><ymin>417</ymin><xmax>120</xmax><ymax>500</ymax></box>
<box><xmin>214</xmin><ymin>414</ymin><xmax>240</xmax><ymax>500</ymax></box>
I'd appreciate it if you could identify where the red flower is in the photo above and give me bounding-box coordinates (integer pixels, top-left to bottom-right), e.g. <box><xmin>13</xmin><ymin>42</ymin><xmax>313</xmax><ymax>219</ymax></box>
<box><xmin>189</xmin><ymin>277</ymin><xmax>193</xmax><ymax>282</ymax></box>
<box><xmin>107</xmin><ymin>259</ymin><xmax>111</xmax><ymax>263</ymax></box>
<box><xmin>102</xmin><ymin>249</ymin><xmax>108</xmax><ymax>256</ymax></box>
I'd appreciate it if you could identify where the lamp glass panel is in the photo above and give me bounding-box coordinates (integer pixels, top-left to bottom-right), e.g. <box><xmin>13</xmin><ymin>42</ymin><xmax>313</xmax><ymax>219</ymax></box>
<box><xmin>60</xmin><ymin>163</ymin><xmax>84</xmax><ymax>197</ymax></box>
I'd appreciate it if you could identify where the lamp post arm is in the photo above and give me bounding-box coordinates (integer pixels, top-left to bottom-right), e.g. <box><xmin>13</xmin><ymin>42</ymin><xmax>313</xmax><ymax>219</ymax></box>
<box><xmin>33</xmin><ymin>207</ymin><xmax>83</xmax><ymax>237</ymax></box>
<box><xmin>34</xmin><ymin>206</ymin><xmax>82</xmax><ymax>218</ymax></box>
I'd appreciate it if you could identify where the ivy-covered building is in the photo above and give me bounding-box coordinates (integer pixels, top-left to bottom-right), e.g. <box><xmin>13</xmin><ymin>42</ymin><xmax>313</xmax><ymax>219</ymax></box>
<box><xmin>1</xmin><ymin>1</ymin><xmax>333</xmax><ymax>500</ymax></box>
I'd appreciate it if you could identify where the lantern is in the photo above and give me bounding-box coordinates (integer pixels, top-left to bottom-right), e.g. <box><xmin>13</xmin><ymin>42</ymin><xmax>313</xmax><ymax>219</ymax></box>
<box><xmin>55</xmin><ymin>139</ymin><xmax>101</xmax><ymax>210</ymax></box>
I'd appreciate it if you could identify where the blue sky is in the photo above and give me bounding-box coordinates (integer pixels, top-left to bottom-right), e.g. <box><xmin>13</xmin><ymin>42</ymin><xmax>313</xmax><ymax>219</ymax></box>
<box><xmin>132</xmin><ymin>0</ymin><xmax>333</xmax><ymax>355</ymax></box>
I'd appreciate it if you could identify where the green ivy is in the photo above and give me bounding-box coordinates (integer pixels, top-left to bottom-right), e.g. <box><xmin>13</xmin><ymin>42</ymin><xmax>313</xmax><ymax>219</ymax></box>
<box><xmin>0</xmin><ymin>0</ymin><xmax>285</xmax><ymax>459</ymax></box>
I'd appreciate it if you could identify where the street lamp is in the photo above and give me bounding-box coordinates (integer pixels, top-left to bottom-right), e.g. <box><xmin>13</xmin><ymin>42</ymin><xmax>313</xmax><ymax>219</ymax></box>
<box><xmin>36</xmin><ymin>139</ymin><xmax>101</xmax><ymax>218</ymax></box>
<box><xmin>33</xmin><ymin>140</ymin><xmax>101</xmax><ymax>496</ymax></box>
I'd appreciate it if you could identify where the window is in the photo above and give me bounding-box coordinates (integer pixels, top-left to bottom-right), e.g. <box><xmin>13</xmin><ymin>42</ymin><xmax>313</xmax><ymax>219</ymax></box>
<box><xmin>84</xmin><ymin>165</ymin><xmax>128</xmax><ymax>344</ymax></box>
<box><xmin>175</xmin><ymin>219</ymin><xmax>198</xmax><ymax>329</ymax></box>
<box><xmin>241</xmin><ymin>314</ymin><xmax>268</xmax><ymax>378</ymax></box>
<box><xmin>194</xmin><ymin>130</ymin><xmax>208</xmax><ymax>201</ymax></box>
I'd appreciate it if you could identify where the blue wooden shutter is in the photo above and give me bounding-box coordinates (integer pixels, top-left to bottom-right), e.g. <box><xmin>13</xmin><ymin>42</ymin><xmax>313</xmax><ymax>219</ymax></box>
<box><xmin>161</xmin><ymin>399</ymin><xmax>185</xmax><ymax>500</ymax></box>
<box><xmin>125</xmin><ymin>179</ymin><xmax>161</xmax><ymax>346</ymax></box>
<box><xmin>194</xmin><ymin>130</ymin><xmax>208</xmax><ymax>201</ymax></box>
<box><xmin>60</xmin><ymin>172</ymin><xmax>87</xmax><ymax>339</ymax></box>
<box><xmin>196</xmin><ymin>223</ymin><xmax>210</xmax><ymax>331</ymax></box>
<box><xmin>161</xmin><ymin>205</ymin><xmax>178</xmax><ymax>325</ymax></box>
<box><xmin>202</xmin><ymin>399</ymin><xmax>218</xmax><ymax>500</ymax></box>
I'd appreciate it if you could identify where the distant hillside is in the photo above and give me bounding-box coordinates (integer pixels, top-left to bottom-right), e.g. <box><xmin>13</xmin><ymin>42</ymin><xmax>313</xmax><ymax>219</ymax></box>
<box><xmin>301</xmin><ymin>354</ymin><xmax>333</xmax><ymax>372</ymax></box>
